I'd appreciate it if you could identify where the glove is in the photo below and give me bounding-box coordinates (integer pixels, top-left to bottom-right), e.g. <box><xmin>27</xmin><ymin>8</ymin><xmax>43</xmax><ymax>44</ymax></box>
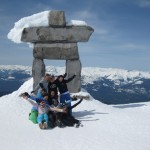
<box><xmin>72</xmin><ymin>95</ymin><xmax>77</xmax><ymax>101</ymax></box>
<box><xmin>31</xmin><ymin>91</ymin><xmax>35</xmax><ymax>94</ymax></box>
<box><xmin>63</xmin><ymin>73</ymin><xmax>67</xmax><ymax>78</ymax></box>
<box><xmin>24</xmin><ymin>92</ymin><xmax>29</xmax><ymax>97</ymax></box>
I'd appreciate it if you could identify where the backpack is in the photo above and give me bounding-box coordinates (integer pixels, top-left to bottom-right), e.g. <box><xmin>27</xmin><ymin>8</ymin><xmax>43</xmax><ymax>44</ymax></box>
<box><xmin>29</xmin><ymin>110</ymin><xmax>38</xmax><ymax>124</ymax></box>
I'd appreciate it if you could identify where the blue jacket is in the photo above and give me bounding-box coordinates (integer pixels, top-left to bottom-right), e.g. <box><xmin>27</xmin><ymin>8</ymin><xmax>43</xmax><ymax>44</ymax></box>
<box><xmin>29</xmin><ymin>95</ymin><xmax>49</xmax><ymax>105</ymax></box>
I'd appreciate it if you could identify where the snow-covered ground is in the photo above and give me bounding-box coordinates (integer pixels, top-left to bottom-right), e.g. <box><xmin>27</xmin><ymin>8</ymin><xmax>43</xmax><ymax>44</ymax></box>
<box><xmin>0</xmin><ymin>78</ymin><xmax>150</xmax><ymax>150</ymax></box>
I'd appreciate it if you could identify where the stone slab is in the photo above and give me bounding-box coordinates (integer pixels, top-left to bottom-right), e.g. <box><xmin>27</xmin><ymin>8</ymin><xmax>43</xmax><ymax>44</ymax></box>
<box><xmin>33</xmin><ymin>43</ymin><xmax>79</xmax><ymax>60</ymax></box>
<box><xmin>66</xmin><ymin>59</ymin><xmax>81</xmax><ymax>93</ymax></box>
<box><xmin>48</xmin><ymin>11</ymin><xmax>66</xmax><ymax>27</ymax></box>
<box><xmin>21</xmin><ymin>26</ymin><xmax>94</xmax><ymax>43</ymax></box>
<box><xmin>32</xmin><ymin>58</ymin><xmax>45</xmax><ymax>91</ymax></box>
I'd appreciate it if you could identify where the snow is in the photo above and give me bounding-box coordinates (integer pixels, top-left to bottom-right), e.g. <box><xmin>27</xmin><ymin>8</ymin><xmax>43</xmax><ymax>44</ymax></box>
<box><xmin>134</xmin><ymin>80</ymin><xmax>143</xmax><ymax>85</ymax></box>
<box><xmin>1</xmin><ymin>65</ymin><xmax>150</xmax><ymax>86</ymax></box>
<box><xmin>7</xmin><ymin>11</ymin><xmax>50</xmax><ymax>43</ymax></box>
<box><xmin>67</xmin><ymin>20</ymin><xmax>87</xmax><ymax>26</ymax></box>
<box><xmin>0</xmin><ymin>78</ymin><xmax>150</xmax><ymax>150</ymax></box>
<box><xmin>7</xmin><ymin>11</ymin><xmax>88</xmax><ymax>44</ymax></box>
<box><xmin>0</xmin><ymin>65</ymin><xmax>32</xmax><ymax>75</ymax></box>
<box><xmin>81</xmin><ymin>67</ymin><xmax>150</xmax><ymax>85</ymax></box>
<box><xmin>7</xmin><ymin>76</ymin><xmax>15</xmax><ymax>80</ymax></box>
<box><xmin>0</xmin><ymin>65</ymin><xmax>31</xmax><ymax>71</ymax></box>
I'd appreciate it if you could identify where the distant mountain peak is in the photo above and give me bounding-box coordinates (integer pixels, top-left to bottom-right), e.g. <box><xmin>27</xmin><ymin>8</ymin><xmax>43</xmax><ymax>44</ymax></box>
<box><xmin>1</xmin><ymin>65</ymin><xmax>150</xmax><ymax>104</ymax></box>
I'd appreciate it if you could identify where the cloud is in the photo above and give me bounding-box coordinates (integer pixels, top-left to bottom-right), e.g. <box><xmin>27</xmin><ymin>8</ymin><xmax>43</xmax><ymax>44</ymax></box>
<box><xmin>25</xmin><ymin>2</ymin><xmax>52</xmax><ymax>15</ymax></box>
<box><xmin>51</xmin><ymin>0</ymin><xmax>67</xmax><ymax>4</ymax></box>
<box><xmin>115</xmin><ymin>43</ymin><xmax>150</xmax><ymax>53</ymax></box>
<box><xmin>94</xmin><ymin>28</ymin><xmax>108</xmax><ymax>35</ymax></box>
<box><xmin>68</xmin><ymin>10</ymin><xmax>98</xmax><ymax>23</ymax></box>
<box><xmin>136</xmin><ymin>0</ymin><xmax>150</xmax><ymax>7</ymax></box>
<box><xmin>69</xmin><ymin>10</ymin><xmax>109</xmax><ymax>36</ymax></box>
<box><xmin>119</xmin><ymin>43</ymin><xmax>140</xmax><ymax>49</ymax></box>
<box><xmin>72</xmin><ymin>10</ymin><xmax>96</xmax><ymax>20</ymax></box>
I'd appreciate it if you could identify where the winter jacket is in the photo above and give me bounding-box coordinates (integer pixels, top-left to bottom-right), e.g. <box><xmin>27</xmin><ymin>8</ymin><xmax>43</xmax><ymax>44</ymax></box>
<box><xmin>56</xmin><ymin>75</ymin><xmax>76</xmax><ymax>94</ymax></box>
<box><xmin>48</xmin><ymin>95</ymin><xmax>59</xmax><ymax>106</ymax></box>
<box><xmin>48</xmin><ymin>80</ymin><xmax>58</xmax><ymax>95</ymax></box>
<box><xmin>48</xmin><ymin>73</ymin><xmax>67</xmax><ymax>95</ymax></box>
<box><xmin>33</xmin><ymin>78</ymin><xmax>49</xmax><ymax>93</ymax></box>
<box><xmin>26</xmin><ymin>98</ymin><xmax>65</xmax><ymax>114</ymax></box>
<box><xmin>27</xmin><ymin>99</ymin><xmax>50</xmax><ymax>114</ymax></box>
<box><xmin>29</xmin><ymin>95</ymin><xmax>49</xmax><ymax>105</ymax></box>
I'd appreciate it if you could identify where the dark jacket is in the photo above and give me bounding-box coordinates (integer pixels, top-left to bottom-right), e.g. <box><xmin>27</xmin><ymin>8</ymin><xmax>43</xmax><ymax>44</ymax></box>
<box><xmin>48</xmin><ymin>95</ymin><xmax>59</xmax><ymax>106</ymax></box>
<box><xmin>48</xmin><ymin>73</ymin><xmax>67</xmax><ymax>95</ymax></box>
<box><xmin>56</xmin><ymin>75</ymin><xmax>76</xmax><ymax>94</ymax></box>
<box><xmin>48</xmin><ymin>80</ymin><xmax>58</xmax><ymax>95</ymax></box>
<box><xmin>29</xmin><ymin>95</ymin><xmax>50</xmax><ymax>105</ymax></box>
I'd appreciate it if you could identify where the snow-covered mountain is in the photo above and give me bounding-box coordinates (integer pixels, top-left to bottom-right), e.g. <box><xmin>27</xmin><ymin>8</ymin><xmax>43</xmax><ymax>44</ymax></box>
<box><xmin>82</xmin><ymin>67</ymin><xmax>150</xmax><ymax>104</ymax></box>
<box><xmin>0</xmin><ymin>65</ymin><xmax>150</xmax><ymax>104</ymax></box>
<box><xmin>0</xmin><ymin>77</ymin><xmax>150</xmax><ymax>150</ymax></box>
<box><xmin>0</xmin><ymin>65</ymin><xmax>31</xmax><ymax>96</ymax></box>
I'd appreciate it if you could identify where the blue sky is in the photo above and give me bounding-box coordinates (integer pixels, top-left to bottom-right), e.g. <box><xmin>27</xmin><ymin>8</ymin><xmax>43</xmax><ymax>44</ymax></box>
<box><xmin>0</xmin><ymin>0</ymin><xmax>150</xmax><ymax>71</ymax></box>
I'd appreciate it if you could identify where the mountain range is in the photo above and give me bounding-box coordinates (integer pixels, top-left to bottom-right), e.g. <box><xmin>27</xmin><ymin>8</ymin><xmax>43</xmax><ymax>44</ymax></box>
<box><xmin>0</xmin><ymin>65</ymin><xmax>150</xmax><ymax>104</ymax></box>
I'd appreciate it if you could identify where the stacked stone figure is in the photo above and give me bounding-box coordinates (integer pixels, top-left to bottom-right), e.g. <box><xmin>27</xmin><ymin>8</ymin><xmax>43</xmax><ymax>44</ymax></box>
<box><xmin>21</xmin><ymin>10</ymin><xmax>94</xmax><ymax>93</ymax></box>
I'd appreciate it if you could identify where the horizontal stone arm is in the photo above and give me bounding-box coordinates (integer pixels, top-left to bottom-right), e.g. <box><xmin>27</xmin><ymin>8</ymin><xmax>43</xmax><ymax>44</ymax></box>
<box><xmin>21</xmin><ymin>26</ymin><xmax>94</xmax><ymax>43</ymax></box>
<box><xmin>33</xmin><ymin>43</ymin><xmax>79</xmax><ymax>60</ymax></box>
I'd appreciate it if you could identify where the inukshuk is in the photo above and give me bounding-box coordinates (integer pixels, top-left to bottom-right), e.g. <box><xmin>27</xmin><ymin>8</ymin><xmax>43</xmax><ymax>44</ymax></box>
<box><xmin>21</xmin><ymin>10</ymin><xmax>94</xmax><ymax>93</ymax></box>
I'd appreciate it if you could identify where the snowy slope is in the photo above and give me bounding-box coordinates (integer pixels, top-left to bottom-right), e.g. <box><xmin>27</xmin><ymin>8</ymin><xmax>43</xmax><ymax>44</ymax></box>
<box><xmin>0</xmin><ymin>78</ymin><xmax>150</xmax><ymax>150</ymax></box>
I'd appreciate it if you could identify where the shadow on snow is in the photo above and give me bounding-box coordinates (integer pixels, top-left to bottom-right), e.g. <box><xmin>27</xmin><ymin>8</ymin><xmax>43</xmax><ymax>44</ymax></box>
<box><xmin>113</xmin><ymin>103</ymin><xmax>146</xmax><ymax>109</ymax></box>
<box><xmin>73</xmin><ymin>109</ymin><xmax>109</xmax><ymax>121</ymax></box>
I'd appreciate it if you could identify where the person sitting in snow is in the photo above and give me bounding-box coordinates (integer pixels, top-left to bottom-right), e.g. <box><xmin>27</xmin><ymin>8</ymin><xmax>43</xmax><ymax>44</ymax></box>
<box><xmin>48</xmin><ymin>73</ymin><xmax>67</xmax><ymax>103</ymax></box>
<box><xmin>29</xmin><ymin>73</ymin><xmax>51</xmax><ymax>121</ymax></box>
<box><xmin>21</xmin><ymin>92</ymin><xmax>67</xmax><ymax>129</ymax></box>
<box><xmin>58</xmin><ymin>98</ymin><xmax>83</xmax><ymax>128</ymax></box>
<box><xmin>48</xmin><ymin>75</ymin><xmax>58</xmax><ymax>99</ymax></box>
<box><xmin>21</xmin><ymin>90</ymin><xmax>50</xmax><ymax>124</ymax></box>
<box><xmin>47</xmin><ymin>90</ymin><xmax>83</xmax><ymax>128</ymax></box>
<box><xmin>55</xmin><ymin>73</ymin><xmax>76</xmax><ymax>115</ymax></box>
<box><xmin>31</xmin><ymin>73</ymin><xmax>51</xmax><ymax>99</ymax></box>
<box><xmin>47</xmin><ymin>90</ymin><xmax>60</xmax><ymax>127</ymax></box>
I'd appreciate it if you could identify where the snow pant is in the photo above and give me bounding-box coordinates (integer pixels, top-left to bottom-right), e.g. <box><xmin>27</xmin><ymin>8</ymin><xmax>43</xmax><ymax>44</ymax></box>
<box><xmin>60</xmin><ymin>92</ymin><xmax>72</xmax><ymax>115</ymax></box>
<box><xmin>48</xmin><ymin>111</ymin><xmax>64</xmax><ymax>127</ymax></box>
<box><xmin>48</xmin><ymin>111</ymin><xmax>57</xmax><ymax>127</ymax></box>
<box><xmin>37</xmin><ymin>113</ymin><xmax>48</xmax><ymax>124</ymax></box>
<box><xmin>62</xmin><ymin>115</ymin><xmax>79</xmax><ymax>127</ymax></box>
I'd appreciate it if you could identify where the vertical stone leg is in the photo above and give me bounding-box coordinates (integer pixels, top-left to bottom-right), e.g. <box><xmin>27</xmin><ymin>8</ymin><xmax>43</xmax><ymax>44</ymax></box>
<box><xmin>66</xmin><ymin>59</ymin><xmax>82</xmax><ymax>93</ymax></box>
<box><xmin>32</xmin><ymin>58</ymin><xmax>45</xmax><ymax>91</ymax></box>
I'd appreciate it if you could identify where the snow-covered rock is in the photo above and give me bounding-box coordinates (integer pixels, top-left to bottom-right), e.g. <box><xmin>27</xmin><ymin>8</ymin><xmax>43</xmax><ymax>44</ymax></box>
<box><xmin>7</xmin><ymin>11</ymin><xmax>88</xmax><ymax>44</ymax></box>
